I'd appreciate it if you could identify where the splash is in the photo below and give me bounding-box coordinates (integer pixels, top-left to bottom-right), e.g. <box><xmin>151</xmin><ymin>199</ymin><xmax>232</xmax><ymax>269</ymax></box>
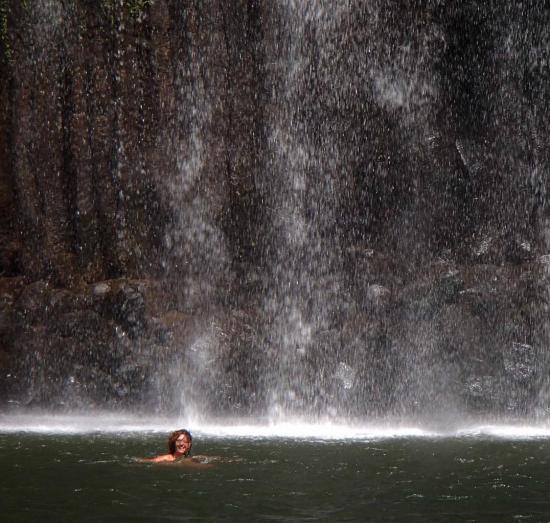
<box><xmin>3</xmin><ymin>412</ymin><xmax>550</xmax><ymax>441</ymax></box>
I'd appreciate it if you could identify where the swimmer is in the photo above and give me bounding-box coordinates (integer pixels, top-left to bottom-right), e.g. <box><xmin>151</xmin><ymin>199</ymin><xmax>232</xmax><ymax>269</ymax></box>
<box><xmin>141</xmin><ymin>429</ymin><xmax>193</xmax><ymax>463</ymax></box>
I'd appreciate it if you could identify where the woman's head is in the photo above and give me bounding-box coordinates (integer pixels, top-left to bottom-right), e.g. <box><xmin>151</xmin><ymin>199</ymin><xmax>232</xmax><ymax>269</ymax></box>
<box><xmin>168</xmin><ymin>429</ymin><xmax>192</xmax><ymax>456</ymax></box>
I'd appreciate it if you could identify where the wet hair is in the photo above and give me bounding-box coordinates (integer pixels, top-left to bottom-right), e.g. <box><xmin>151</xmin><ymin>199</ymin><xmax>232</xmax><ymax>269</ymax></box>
<box><xmin>168</xmin><ymin>429</ymin><xmax>192</xmax><ymax>456</ymax></box>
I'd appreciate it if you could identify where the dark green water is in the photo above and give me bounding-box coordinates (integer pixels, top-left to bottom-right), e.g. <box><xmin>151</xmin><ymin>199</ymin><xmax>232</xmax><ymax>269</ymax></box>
<box><xmin>2</xmin><ymin>432</ymin><xmax>550</xmax><ymax>522</ymax></box>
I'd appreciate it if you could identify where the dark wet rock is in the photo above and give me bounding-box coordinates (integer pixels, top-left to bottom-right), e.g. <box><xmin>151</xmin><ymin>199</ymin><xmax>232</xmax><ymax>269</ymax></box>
<box><xmin>435</xmin><ymin>270</ymin><xmax>464</xmax><ymax>304</ymax></box>
<box><xmin>14</xmin><ymin>281</ymin><xmax>53</xmax><ymax>324</ymax></box>
<box><xmin>0</xmin><ymin>309</ymin><xmax>18</xmax><ymax>358</ymax></box>
<box><xmin>396</xmin><ymin>281</ymin><xmax>439</xmax><ymax>322</ymax></box>
<box><xmin>0</xmin><ymin>1</ymin><xmax>547</xmax><ymax>415</ymax></box>
<box><xmin>101</xmin><ymin>284</ymin><xmax>146</xmax><ymax>337</ymax></box>
<box><xmin>92</xmin><ymin>282</ymin><xmax>111</xmax><ymax>297</ymax></box>
<box><xmin>202</xmin><ymin>309</ymin><xmax>265</xmax><ymax>415</ymax></box>
<box><xmin>0</xmin><ymin>241</ymin><xmax>21</xmax><ymax>277</ymax></box>
<box><xmin>363</xmin><ymin>284</ymin><xmax>391</xmax><ymax>315</ymax></box>
<box><xmin>50</xmin><ymin>310</ymin><xmax>105</xmax><ymax>340</ymax></box>
<box><xmin>505</xmin><ymin>238</ymin><xmax>537</xmax><ymax>265</ymax></box>
<box><xmin>0</xmin><ymin>308</ymin><xmax>12</xmax><ymax>332</ymax></box>
<box><xmin>0</xmin><ymin>278</ymin><xmax>24</xmax><ymax>308</ymax></box>
<box><xmin>460</xmin><ymin>285</ymin><xmax>500</xmax><ymax>320</ymax></box>
<box><xmin>148</xmin><ymin>317</ymin><xmax>174</xmax><ymax>345</ymax></box>
<box><xmin>49</xmin><ymin>288</ymin><xmax>93</xmax><ymax>316</ymax></box>
<box><xmin>503</xmin><ymin>343</ymin><xmax>537</xmax><ymax>383</ymax></box>
<box><xmin>463</xmin><ymin>375</ymin><xmax>502</xmax><ymax>406</ymax></box>
<box><xmin>470</xmin><ymin>234</ymin><xmax>538</xmax><ymax>266</ymax></box>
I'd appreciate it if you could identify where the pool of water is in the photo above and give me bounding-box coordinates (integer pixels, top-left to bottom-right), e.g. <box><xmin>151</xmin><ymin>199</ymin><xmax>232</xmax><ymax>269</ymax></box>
<box><xmin>2</xmin><ymin>415</ymin><xmax>550</xmax><ymax>521</ymax></box>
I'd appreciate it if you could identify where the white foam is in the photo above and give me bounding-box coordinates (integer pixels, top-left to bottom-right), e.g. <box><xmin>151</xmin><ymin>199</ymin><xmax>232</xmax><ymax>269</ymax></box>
<box><xmin>1</xmin><ymin>412</ymin><xmax>550</xmax><ymax>440</ymax></box>
<box><xmin>0</xmin><ymin>413</ymin><xmax>176</xmax><ymax>435</ymax></box>
<box><xmin>194</xmin><ymin>422</ymin><xmax>434</xmax><ymax>440</ymax></box>
<box><xmin>455</xmin><ymin>425</ymin><xmax>550</xmax><ymax>439</ymax></box>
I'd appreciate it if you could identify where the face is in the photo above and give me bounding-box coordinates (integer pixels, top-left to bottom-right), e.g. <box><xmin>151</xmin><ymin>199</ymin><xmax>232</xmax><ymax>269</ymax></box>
<box><xmin>174</xmin><ymin>434</ymin><xmax>192</xmax><ymax>456</ymax></box>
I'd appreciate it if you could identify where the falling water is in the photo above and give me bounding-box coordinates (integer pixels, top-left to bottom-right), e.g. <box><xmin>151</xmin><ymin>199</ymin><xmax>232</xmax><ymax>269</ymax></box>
<box><xmin>0</xmin><ymin>0</ymin><xmax>548</xmax><ymax>427</ymax></box>
<box><xmin>259</xmin><ymin>2</ymin><xmax>348</xmax><ymax>420</ymax></box>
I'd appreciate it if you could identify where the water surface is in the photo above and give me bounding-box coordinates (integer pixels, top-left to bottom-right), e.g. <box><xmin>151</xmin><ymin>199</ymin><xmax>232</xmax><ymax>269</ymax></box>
<box><xmin>2</xmin><ymin>416</ymin><xmax>550</xmax><ymax>521</ymax></box>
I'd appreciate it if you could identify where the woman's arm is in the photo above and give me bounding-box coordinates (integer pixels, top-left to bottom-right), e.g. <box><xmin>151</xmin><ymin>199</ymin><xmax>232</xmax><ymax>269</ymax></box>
<box><xmin>138</xmin><ymin>454</ymin><xmax>174</xmax><ymax>463</ymax></box>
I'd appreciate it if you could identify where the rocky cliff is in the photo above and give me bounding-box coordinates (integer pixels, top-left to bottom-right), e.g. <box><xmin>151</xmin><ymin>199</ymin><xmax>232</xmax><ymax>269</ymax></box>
<box><xmin>0</xmin><ymin>0</ymin><xmax>548</xmax><ymax>418</ymax></box>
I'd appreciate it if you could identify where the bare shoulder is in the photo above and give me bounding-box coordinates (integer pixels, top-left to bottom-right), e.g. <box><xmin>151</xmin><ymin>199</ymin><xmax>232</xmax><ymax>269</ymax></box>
<box><xmin>138</xmin><ymin>454</ymin><xmax>174</xmax><ymax>463</ymax></box>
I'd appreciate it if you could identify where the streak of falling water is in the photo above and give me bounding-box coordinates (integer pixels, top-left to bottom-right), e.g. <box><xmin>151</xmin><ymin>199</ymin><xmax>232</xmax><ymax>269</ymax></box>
<box><xmin>259</xmin><ymin>2</ymin><xmax>350</xmax><ymax>420</ymax></box>
<box><xmin>155</xmin><ymin>10</ymin><xmax>234</xmax><ymax>417</ymax></box>
<box><xmin>162</xmin><ymin>7</ymin><xmax>235</xmax><ymax>311</ymax></box>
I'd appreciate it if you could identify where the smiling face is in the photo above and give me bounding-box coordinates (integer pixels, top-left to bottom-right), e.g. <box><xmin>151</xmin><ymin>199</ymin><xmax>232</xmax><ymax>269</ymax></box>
<box><xmin>174</xmin><ymin>433</ymin><xmax>192</xmax><ymax>457</ymax></box>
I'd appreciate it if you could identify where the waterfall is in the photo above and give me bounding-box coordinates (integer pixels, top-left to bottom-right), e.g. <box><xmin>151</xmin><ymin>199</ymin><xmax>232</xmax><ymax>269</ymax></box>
<box><xmin>0</xmin><ymin>0</ymin><xmax>548</xmax><ymax>422</ymax></box>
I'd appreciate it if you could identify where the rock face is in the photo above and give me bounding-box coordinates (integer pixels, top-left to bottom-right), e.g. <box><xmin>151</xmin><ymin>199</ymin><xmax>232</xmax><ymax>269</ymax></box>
<box><xmin>0</xmin><ymin>1</ymin><xmax>548</xmax><ymax>418</ymax></box>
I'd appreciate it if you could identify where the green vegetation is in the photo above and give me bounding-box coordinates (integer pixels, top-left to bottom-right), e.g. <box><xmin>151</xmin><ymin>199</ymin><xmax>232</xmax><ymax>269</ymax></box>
<box><xmin>101</xmin><ymin>0</ymin><xmax>152</xmax><ymax>24</ymax></box>
<box><xmin>0</xmin><ymin>0</ymin><xmax>12</xmax><ymax>65</ymax></box>
<box><xmin>127</xmin><ymin>0</ymin><xmax>152</xmax><ymax>19</ymax></box>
